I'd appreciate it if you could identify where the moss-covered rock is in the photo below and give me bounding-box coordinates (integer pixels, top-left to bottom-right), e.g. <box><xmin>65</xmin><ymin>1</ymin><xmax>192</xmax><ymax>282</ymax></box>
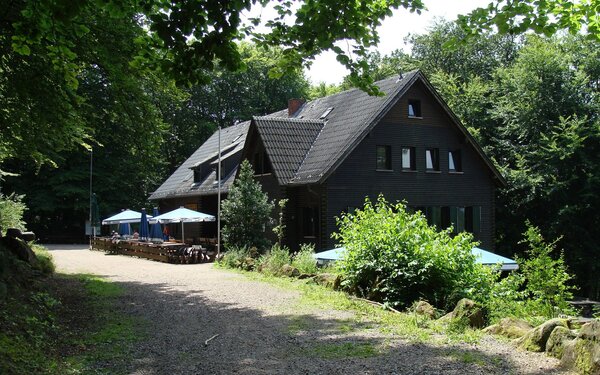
<box><xmin>313</xmin><ymin>273</ymin><xmax>341</xmax><ymax>290</ymax></box>
<box><xmin>578</xmin><ymin>320</ymin><xmax>600</xmax><ymax>341</ymax></box>
<box><xmin>561</xmin><ymin>331</ymin><xmax>600</xmax><ymax>375</ymax></box>
<box><xmin>516</xmin><ymin>318</ymin><xmax>568</xmax><ymax>352</ymax></box>
<box><xmin>546</xmin><ymin>326</ymin><xmax>576</xmax><ymax>359</ymax></box>
<box><xmin>280</xmin><ymin>264</ymin><xmax>300</xmax><ymax>277</ymax></box>
<box><xmin>483</xmin><ymin>317</ymin><xmax>533</xmax><ymax>339</ymax></box>
<box><xmin>414</xmin><ymin>301</ymin><xmax>436</xmax><ymax>319</ymax></box>
<box><xmin>450</xmin><ymin>298</ymin><xmax>485</xmax><ymax>328</ymax></box>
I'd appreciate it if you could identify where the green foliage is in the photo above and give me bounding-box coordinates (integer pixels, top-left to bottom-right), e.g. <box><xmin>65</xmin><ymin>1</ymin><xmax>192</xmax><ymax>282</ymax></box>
<box><xmin>218</xmin><ymin>246</ymin><xmax>250</xmax><ymax>269</ymax></box>
<box><xmin>258</xmin><ymin>244</ymin><xmax>292</xmax><ymax>276</ymax></box>
<box><xmin>333</xmin><ymin>195</ymin><xmax>492</xmax><ymax>309</ymax></box>
<box><xmin>273</xmin><ymin>198</ymin><xmax>288</xmax><ymax>247</ymax></box>
<box><xmin>0</xmin><ymin>193</ymin><xmax>27</xmax><ymax>232</ymax></box>
<box><xmin>221</xmin><ymin>160</ymin><xmax>274</xmax><ymax>251</ymax></box>
<box><xmin>291</xmin><ymin>243</ymin><xmax>318</xmax><ymax>275</ymax></box>
<box><xmin>31</xmin><ymin>244</ymin><xmax>55</xmax><ymax>275</ymax></box>
<box><xmin>486</xmin><ymin>223</ymin><xmax>575</xmax><ymax>323</ymax></box>
<box><xmin>458</xmin><ymin>0</ymin><xmax>600</xmax><ymax>42</ymax></box>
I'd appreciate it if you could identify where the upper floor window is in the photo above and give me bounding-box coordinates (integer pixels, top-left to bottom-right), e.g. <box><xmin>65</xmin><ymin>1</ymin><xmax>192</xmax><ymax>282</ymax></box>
<box><xmin>425</xmin><ymin>148</ymin><xmax>440</xmax><ymax>171</ymax></box>
<box><xmin>253</xmin><ymin>151</ymin><xmax>271</xmax><ymax>175</ymax></box>
<box><xmin>449</xmin><ymin>149</ymin><xmax>462</xmax><ymax>172</ymax></box>
<box><xmin>376</xmin><ymin>145</ymin><xmax>392</xmax><ymax>170</ymax></box>
<box><xmin>408</xmin><ymin>99</ymin><xmax>422</xmax><ymax>118</ymax></box>
<box><xmin>401</xmin><ymin>147</ymin><xmax>416</xmax><ymax>170</ymax></box>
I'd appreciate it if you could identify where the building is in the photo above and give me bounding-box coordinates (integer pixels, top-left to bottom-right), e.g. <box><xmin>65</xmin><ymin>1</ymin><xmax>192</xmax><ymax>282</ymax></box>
<box><xmin>150</xmin><ymin>70</ymin><xmax>505</xmax><ymax>250</ymax></box>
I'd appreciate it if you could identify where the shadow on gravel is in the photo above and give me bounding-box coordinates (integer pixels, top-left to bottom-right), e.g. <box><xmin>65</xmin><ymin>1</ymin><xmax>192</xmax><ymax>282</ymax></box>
<box><xmin>72</xmin><ymin>276</ymin><xmax>569</xmax><ymax>375</ymax></box>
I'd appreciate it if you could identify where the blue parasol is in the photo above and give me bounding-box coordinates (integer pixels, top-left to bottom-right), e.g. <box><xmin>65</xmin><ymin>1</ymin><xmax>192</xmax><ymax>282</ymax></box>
<box><xmin>149</xmin><ymin>207</ymin><xmax>163</xmax><ymax>241</ymax></box>
<box><xmin>118</xmin><ymin>222</ymin><xmax>131</xmax><ymax>236</ymax></box>
<box><xmin>139</xmin><ymin>208</ymin><xmax>149</xmax><ymax>241</ymax></box>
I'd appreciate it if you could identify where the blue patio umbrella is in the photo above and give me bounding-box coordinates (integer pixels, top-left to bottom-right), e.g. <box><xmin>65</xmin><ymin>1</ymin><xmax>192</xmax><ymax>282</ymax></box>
<box><xmin>118</xmin><ymin>222</ymin><xmax>131</xmax><ymax>236</ymax></box>
<box><xmin>149</xmin><ymin>207</ymin><xmax>163</xmax><ymax>241</ymax></box>
<box><xmin>139</xmin><ymin>208</ymin><xmax>150</xmax><ymax>241</ymax></box>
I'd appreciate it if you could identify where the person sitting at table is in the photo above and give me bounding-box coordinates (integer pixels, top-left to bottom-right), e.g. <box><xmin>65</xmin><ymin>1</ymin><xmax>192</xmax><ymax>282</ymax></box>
<box><xmin>133</xmin><ymin>231</ymin><xmax>139</xmax><ymax>239</ymax></box>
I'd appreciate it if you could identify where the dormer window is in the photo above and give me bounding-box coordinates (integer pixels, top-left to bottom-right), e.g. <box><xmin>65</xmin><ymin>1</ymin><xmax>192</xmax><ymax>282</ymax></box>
<box><xmin>193</xmin><ymin>168</ymin><xmax>202</xmax><ymax>183</ymax></box>
<box><xmin>408</xmin><ymin>100</ymin><xmax>422</xmax><ymax>118</ymax></box>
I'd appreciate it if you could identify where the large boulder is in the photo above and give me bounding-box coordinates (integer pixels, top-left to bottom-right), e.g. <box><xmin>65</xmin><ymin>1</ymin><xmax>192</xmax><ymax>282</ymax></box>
<box><xmin>450</xmin><ymin>298</ymin><xmax>486</xmax><ymax>328</ymax></box>
<box><xmin>0</xmin><ymin>236</ymin><xmax>38</xmax><ymax>266</ymax></box>
<box><xmin>546</xmin><ymin>326</ymin><xmax>576</xmax><ymax>359</ymax></box>
<box><xmin>517</xmin><ymin>318</ymin><xmax>568</xmax><ymax>352</ymax></box>
<box><xmin>414</xmin><ymin>301</ymin><xmax>436</xmax><ymax>319</ymax></box>
<box><xmin>561</xmin><ymin>320</ymin><xmax>600</xmax><ymax>374</ymax></box>
<box><xmin>483</xmin><ymin>317</ymin><xmax>533</xmax><ymax>339</ymax></box>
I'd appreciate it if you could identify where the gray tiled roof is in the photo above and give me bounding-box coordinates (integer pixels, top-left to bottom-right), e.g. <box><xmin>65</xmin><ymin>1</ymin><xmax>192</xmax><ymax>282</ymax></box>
<box><xmin>149</xmin><ymin>121</ymin><xmax>250</xmax><ymax>200</ymax></box>
<box><xmin>286</xmin><ymin>71</ymin><xmax>419</xmax><ymax>184</ymax></box>
<box><xmin>253</xmin><ymin>117</ymin><xmax>324</xmax><ymax>184</ymax></box>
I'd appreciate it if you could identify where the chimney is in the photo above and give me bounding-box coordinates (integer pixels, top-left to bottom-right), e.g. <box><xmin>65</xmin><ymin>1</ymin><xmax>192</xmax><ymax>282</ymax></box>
<box><xmin>288</xmin><ymin>98</ymin><xmax>305</xmax><ymax>117</ymax></box>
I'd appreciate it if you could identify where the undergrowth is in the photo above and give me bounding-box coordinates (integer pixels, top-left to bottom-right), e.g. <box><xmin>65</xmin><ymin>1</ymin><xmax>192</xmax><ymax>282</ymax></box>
<box><xmin>0</xmin><ymin>245</ymin><xmax>143</xmax><ymax>374</ymax></box>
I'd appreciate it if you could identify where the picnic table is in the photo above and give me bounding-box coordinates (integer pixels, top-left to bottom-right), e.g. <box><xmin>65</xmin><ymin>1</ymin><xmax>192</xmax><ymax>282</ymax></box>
<box><xmin>568</xmin><ymin>299</ymin><xmax>600</xmax><ymax>318</ymax></box>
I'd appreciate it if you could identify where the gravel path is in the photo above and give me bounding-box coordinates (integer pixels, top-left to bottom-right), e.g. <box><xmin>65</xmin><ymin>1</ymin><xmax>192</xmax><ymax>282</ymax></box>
<box><xmin>47</xmin><ymin>245</ymin><xmax>571</xmax><ymax>375</ymax></box>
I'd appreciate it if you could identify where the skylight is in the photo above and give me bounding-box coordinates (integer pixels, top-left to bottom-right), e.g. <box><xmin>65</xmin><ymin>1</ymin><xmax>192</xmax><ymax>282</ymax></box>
<box><xmin>319</xmin><ymin>107</ymin><xmax>334</xmax><ymax>119</ymax></box>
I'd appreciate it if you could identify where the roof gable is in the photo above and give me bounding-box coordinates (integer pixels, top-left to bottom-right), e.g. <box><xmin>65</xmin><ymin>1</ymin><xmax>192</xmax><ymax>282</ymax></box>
<box><xmin>252</xmin><ymin>117</ymin><xmax>324</xmax><ymax>184</ymax></box>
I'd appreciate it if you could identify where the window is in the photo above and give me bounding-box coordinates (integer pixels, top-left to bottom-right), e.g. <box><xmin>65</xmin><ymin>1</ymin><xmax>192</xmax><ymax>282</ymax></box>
<box><xmin>401</xmin><ymin>147</ymin><xmax>416</xmax><ymax>170</ymax></box>
<box><xmin>426</xmin><ymin>206</ymin><xmax>442</xmax><ymax>228</ymax></box>
<box><xmin>425</xmin><ymin>148</ymin><xmax>440</xmax><ymax>171</ymax></box>
<box><xmin>465</xmin><ymin>206</ymin><xmax>481</xmax><ymax>233</ymax></box>
<box><xmin>442</xmin><ymin>207</ymin><xmax>465</xmax><ymax>233</ymax></box>
<box><xmin>408</xmin><ymin>99</ymin><xmax>422</xmax><ymax>117</ymax></box>
<box><xmin>193</xmin><ymin>168</ymin><xmax>202</xmax><ymax>183</ymax></box>
<box><xmin>376</xmin><ymin>145</ymin><xmax>392</xmax><ymax>170</ymax></box>
<box><xmin>449</xmin><ymin>150</ymin><xmax>462</xmax><ymax>172</ymax></box>
<box><xmin>302</xmin><ymin>206</ymin><xmax>319</xmax><ymax>237</ymax></box>
<box><xmin>253</xmin><ymin>151</ymin><xmax>271</xmax><ymax>174</ymax></box>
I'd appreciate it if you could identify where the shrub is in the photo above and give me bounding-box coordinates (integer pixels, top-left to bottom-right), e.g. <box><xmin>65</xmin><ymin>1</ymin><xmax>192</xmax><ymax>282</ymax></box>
<box><xmin>258</xmin><ymin>244</ymin><xmax>292</xmax><ymax>276</ymax></box>
<box><xmin>485</xmin><ymin>222</ymin><xmax>575</xmax><ymax>323</ymax></box>
<box><xmin>332</xmin><ymin>195</ymin><xmax>493</xmax><ymax>310</ymax></box>
<box><xmin>218</xmin><ymin>246</ymin><xmax>249</xmax><ymax>269</ymax></box>
<box><xmin>0</xmin><ymin>193</ymin><xmax>27</xmax><ymax>233</ymax></box>
<box><xmin>292</xmin><ymin>243</ymin><xmax>318</xmax><ymax>275</ymax></box>
<box><xmin>221</xmin><ymin>160</ymin><xmax>274</xmax><ymax>252</ymax></box>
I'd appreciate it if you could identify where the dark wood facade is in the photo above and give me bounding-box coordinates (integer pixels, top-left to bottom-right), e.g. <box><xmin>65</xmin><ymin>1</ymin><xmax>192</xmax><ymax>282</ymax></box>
<box><xmin>323</xmin><ymin>81</ymin><xmax>496</xmax><ymax>250</ymax></box>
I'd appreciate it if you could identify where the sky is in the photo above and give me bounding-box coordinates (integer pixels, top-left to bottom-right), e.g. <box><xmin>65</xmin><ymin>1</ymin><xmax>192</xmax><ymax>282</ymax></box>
<box><xmin>304</xmin><ymin>0</ymin><xmax>490</xmax><ymax>84</ymax></box>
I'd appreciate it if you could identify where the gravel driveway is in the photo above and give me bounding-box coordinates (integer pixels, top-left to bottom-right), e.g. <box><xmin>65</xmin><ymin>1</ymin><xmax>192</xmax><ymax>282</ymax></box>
<box><xmin>47</xmin><ymin>245</ymin><xmax>571</xmax><ymax>375</ymax></box>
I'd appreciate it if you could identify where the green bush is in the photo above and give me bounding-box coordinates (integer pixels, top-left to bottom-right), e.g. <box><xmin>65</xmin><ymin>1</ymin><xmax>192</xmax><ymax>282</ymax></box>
<box><xmin>292</xmin><ymin>243</ymin><xmax>318</xmax><ymax>275</ymax></box>
<box><xmin>221</xmin><ymin>160</ymin><xmax>274</xmax><ymax>251</ymax></box>
<box><xmin>485</xmin><ymin>222</ymin><xmax>575</xmax><ymax>323</ymax></box>
<box><xmin>0</xmin><ymin>193</ymin><xmax>27</xmax><ymax>233</ymax></box>
<box><xmin>332</xmin><ymin>195</ymin><xmax>493</xmax><ymax>310</ymax></box>
<box><xmin>258</xmin><ymin>244</ymin><xmax>292</xmax><ymax>276</ymax></box>
<box><xmin>218</xmin><ymin>246</ymin><xmax>249</xmax><ymax>269</ymax></box>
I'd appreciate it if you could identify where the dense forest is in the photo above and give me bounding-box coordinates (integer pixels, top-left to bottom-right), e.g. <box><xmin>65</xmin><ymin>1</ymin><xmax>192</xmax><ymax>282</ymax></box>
<box><xmin>1</xmin><ymin>1</ymin><xmax>599</xmax><ymax>298</ymax></box>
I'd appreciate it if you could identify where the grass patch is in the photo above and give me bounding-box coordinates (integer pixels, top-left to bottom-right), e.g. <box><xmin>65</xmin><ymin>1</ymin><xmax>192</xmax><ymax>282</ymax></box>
<box><xmin>60</xmin><ymin>274</ymin><xmax>144</xmax><ymax>373</ymax></box>
<box><xmin>226</xmin><ymin>268</ymin><xmax>483</xmax><ymax>345</ymax></box>
<box><xmin>304</xmin><ymin>342</ymin><xmax>379</xmax><ymax>359</ymax></box>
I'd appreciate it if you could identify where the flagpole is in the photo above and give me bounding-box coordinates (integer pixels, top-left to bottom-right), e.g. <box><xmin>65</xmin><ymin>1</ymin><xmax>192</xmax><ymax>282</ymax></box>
<box><xmin>89</xmin><ymin>148</ymin><xmax>93</xmax><ymax>249</ymax></box>
<box><xmin>217</xmin><ymin>126</ymin><xmax>221</xmax><ymax>256</ymax></box>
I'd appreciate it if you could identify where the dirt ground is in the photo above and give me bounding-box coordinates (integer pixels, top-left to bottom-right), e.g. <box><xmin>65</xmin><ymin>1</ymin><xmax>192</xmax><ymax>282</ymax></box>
<box><xmin>47</xmin><ymin>245</ymin><xmax>571</xmax><ymax>375</ymax></box>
